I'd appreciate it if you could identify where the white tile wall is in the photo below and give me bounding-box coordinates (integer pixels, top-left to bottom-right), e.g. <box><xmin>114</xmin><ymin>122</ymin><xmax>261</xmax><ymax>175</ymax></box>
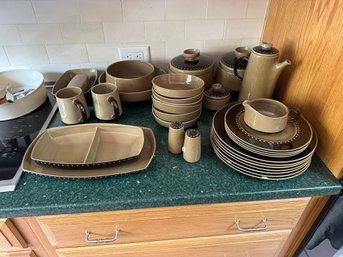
<box><xmin>0</xmin><ymin>0</ymin><xmax>268</xmax><ymax>81</ymax></box>
<box><xmin>0</xmin><ymin>25</ymin><xmax>21</xmax><ymax>45</ymax></box>
<box><xmin>60</xmin><ymin>23</ymin><xmax>105</xmax><ymax>43</ymax></box>
<box><xmin>17</xmin><ymin>24</ymin><xmax>63</xmax><ymax>44</ymax></box>
<box><xmin>79</xmin><ymin>0</ymin><xmax>123</xmax><ymax>23</ymax></box>
<box><xmin>123</xmin><ymin>0</ymin><xmax>165</xmax><ymax>21</ymax></box>
<box><xmin>0</xmin><ymin>1</ymin><xmax>36</xmax><ymax>24</ymax></box>
<box><xmin>46</xmin><ymin>44</ymin><xmax>89</xmax><ymax>64</ymax></box>
<box><xmin>5</xmin><ymin>45</ymin><xmax>49</xmax><ymax>65</ymax></box>
<box><xmin>32</xmin><ymin>0</ymin><xmax>80</xmax><ymax>23</ymax></box>
<box><xmin>0</xmin><ymin>47</ymin><xmax>10</xmax><ymax>66</ymax></box>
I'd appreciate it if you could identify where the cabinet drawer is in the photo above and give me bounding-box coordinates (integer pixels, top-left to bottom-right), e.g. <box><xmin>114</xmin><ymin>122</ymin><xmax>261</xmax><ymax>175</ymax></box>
<box><xmin>56</xmin><ymin>230</ymin><xmax>291</xmax><ymax>257</ymax></box>
<box><xmin>37</xmin><ymin>198</ymin><xmax>309</xmax><ymax>249</ymax></box>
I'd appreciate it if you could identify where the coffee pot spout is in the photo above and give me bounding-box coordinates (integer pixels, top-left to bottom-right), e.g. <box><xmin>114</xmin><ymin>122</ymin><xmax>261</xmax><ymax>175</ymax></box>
<box><xmin>273</xmin><ymin>59</ymin><xmax>291</xmax><ymax>78</ymax></box>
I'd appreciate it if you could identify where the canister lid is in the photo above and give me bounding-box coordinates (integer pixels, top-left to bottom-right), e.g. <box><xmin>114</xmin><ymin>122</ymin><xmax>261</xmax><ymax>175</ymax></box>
<box><xmin>204</xmin><ymin>83</ymin><xmax>230</xmax><ymax>98</ymax></box>
<box><xmin>221</xmin><ymin>52</ymin><xmax>248</xmax><ymax>69</ymax></box>
<box><xmin>253</xmin><ymin>42</ymin><xmax>279</xmax><ymax>55</ymax></box>
<box><xmin>170</xmin><ymin>49</ymin><xmax>213</xmax><ymax>71</ymax></box>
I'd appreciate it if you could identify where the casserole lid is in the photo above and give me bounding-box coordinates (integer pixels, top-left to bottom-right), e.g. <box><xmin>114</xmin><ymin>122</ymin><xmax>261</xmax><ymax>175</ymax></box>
<box><xmin>170</xmin><ymin>49</ymin><xmax>213</xmax><ymax>71</ymax></box>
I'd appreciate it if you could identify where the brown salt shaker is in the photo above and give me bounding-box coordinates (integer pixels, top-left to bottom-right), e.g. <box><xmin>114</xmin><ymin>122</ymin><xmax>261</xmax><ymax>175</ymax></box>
<box><xmin>168</xmin><ymin>122</ymin><xmax>185</xmax><ymax>154</ymax></box>
<box><xmin>182</xmin><ymin>129</ymin><xmax>201</xmax><ymax>163</ymax></box>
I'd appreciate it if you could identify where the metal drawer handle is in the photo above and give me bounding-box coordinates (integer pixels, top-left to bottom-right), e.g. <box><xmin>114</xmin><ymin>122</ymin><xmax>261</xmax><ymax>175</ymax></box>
<box><xmin>234</xmin><ymin>217</ymin><xmax>268</xmax><ymax>232</ymax></box>
<box><xmin>85</xmin><ymin>227</ymin><xmax>120</xmax><ymax>243</ymax></box>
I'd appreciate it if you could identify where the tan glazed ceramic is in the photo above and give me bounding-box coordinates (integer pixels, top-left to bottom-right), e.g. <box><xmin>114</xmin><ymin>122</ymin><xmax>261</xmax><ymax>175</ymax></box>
<box><xmin>30</xmin><ymin>124</ymin><xmax>144</xmax><ymax>168</ymax></box>
<box><xmin>215</xmin><ymin>47</ymin><xmax>250</xmax><ymax>92</ymax></box>
<box><xmin>235</xmin><ymin>42</ymin><xmax>291</xmax><ymax>101</ymax></box>
<box><xmin>106</xmin><ymin>60</ymin><xmax>155</xmax><ymax>92</ymax></box>
<box><xmin>168</xmin><ymin>122</ymin><xmax>185</xmax><ymax>154</ymax></box>
<box><xmin>55</xmin><ymin>87</ymin><xmax>90</xmax><ymax>124</ymax></box>
<box><xmin>182</xmin><ymin>129</ymin><xmax>201</xmax><ymax>163</ymax></box>
<box><xmin>91</xmin><ymin>83</ymin><xmax>122</xmax><ymax>120</ymax></box>
<box><xmin>52</xmin><ymin>69</ymin><xmax>98</xmax><ymax>95</ymax></box>
<box><xmin>242</xmin><ymin>98</ymin><xmax>299</xmax><ymax>133</ymax></box>
<box><xmin>152</xmin><ymin>74</ymin><xmax>204</xmax><ymax>98</ymax></box>
<box><xmin>98</xmin><ymin>71</ymin><xmax>153</xmax><ymax>102</ymax></box>
<box><xmin>23</xmin><ymin>126</ymin><xmax>156</xmax><ymax>178</ymax></box>
<box><xmin>169</xmin><ymin>49</ymin><xmax>214</xmax><ymax>88</ymax></box>
<box><xmin>152</xmin><ymin>106</ymin><xmax>201</xmax><ymax>122</ymax></box>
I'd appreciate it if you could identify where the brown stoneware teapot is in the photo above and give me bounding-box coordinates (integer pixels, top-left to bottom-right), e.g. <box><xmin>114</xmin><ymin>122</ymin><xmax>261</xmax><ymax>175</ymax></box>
<box><xmin>234</xmin><ymin>42</ymin><xmax>291</xmax><ymax>101</ymax></box>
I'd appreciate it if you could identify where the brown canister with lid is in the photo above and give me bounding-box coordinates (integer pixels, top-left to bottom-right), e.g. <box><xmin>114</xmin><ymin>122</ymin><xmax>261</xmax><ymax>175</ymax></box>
<box><xmin>215</xmin><ymin>47</ymin><xmax>250</xmax><ymax>92</ymax></box>
<box><xmin>169</xmin><ymin>49</ymin><xmax>214</xmax><ymax>89</ymax></box>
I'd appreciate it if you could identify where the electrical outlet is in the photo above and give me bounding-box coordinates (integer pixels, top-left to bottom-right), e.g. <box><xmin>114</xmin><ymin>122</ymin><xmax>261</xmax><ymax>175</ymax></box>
<box><xmin>118</xmin><ymin>47</ymin><xmax>150</xmax><ymax>61</ymax></box>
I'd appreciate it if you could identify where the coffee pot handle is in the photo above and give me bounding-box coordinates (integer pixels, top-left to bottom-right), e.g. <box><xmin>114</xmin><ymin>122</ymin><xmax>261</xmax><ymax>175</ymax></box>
<box><xmin>233</xmin><ymin>56</ymin><xmax>249</xmax><ymax>80</ymax></box>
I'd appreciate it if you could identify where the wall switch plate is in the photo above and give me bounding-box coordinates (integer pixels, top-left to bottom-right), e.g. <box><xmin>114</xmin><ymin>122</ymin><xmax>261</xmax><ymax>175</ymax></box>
<box><xmin>118</xmin><ymin>46</ymin><xmax>150</xmax><ymax>61</ymax></box>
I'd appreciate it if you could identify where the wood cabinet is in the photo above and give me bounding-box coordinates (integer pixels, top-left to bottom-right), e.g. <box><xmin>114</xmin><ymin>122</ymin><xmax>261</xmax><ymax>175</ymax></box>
<box><xmin>0</xmin><ymin>197</ymin><xmax>311</xmax><ymax>257</ymax></box>
<box><xmin>0</xmin><ymin>219</ymin><xmax>38</xmax><ymax>257</ymax></box>
<box><xmin>56</xmin><ymin>231</ymin><xmax>290</xmax><ymax>257</ymax></box>
<box><xmin>0</xmin><ymin>197</ymin><xmax>310</xmax><ymax>257</ymax></box>
<box><xmin>261</xmin><ymin>0</ymin><xmax>343</xmax><ymax>255</ymax></box>
<box><xmin>36</xmin><ymin>198</ymin><xmax>307</xmax><ymax>250</ymax></box>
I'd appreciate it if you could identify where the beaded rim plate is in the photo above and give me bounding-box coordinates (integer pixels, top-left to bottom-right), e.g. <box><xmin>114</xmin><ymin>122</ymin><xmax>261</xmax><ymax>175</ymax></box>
<box><xmin>212</xmin><ymin>104</ymin><xmax>318</xmax><ymax>164</ymax></box>
<box><xmin>22</xmin><ymin>127</ymin><xmax>156</xmax><ymax>178</ymax></box>
<box><xmin>211</xmin><ymin>135</ymin><xmax>311</xmax><ymax>175</ymax></box>
<box><xmin>211</xmin><ymin>135</ymin><xmax>311</xmax><ymax>180</ymax></box>
<box><xmin>224</xmin><ymin>102</ymin><xmax>313</xmax><ymax>153</ymax></box>
<box><xmin>211</xmin><ymin>129</ymin><xmax>312</xmax><ymax>169</ymax></box>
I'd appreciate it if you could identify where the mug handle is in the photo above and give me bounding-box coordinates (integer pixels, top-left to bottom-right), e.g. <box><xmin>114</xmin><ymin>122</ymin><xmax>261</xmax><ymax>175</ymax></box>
<box><xmin>108</xmin><ymin>96</ymin><xmax>120</xmax><ymax>119</ymax></box>
<box><xmin>288</xmin><ymin>107</ymin><xmax>300</xmax><ymax>122</ymax></box>
<box><xmin>233</xmin><ymin>56</ymin><xmax>249</xmax><ymax>80</ymax></box>
<box><xmin>73</xmin><ymin>99</ymin><xmax>88</xmax><ymax>122</ymax></box>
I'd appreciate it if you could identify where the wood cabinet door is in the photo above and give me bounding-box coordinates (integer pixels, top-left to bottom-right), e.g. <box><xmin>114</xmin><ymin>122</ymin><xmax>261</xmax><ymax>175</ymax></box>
<box><xmin>56</xmin><ymin>230</ymin><xmax>290</xmax><ymax>257</ymax></box>
<box><xmin>0</xmin><ymin>250</ymin><xmax>37</xmax><ymax>257</ymax></box>
<box><xmin>0</xmin><ymin>219</ymin><xmax>27</xmax><ymax>252</ymax></box>
<box><xmin>37</xmin><ymin>198</ymin><xmax>309</xmax><ymax>249</ymax></box>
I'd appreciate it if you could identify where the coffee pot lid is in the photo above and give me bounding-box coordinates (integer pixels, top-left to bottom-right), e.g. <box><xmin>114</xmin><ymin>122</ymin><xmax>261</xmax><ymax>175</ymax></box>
<box><xmin>253</xmin><ymin>42</ymin><xmax>279</xmax><ymax>55</ymax></box>
<box><xmin>170</xmin><ymin>49</ymin><xmax>213</xmax><ymax>71</ymax></box>
<box><xmin>221</xmin><ymin>52</ymin><xmax>248</xmax><ymax>69</ymax></box>
<box><xmin>204</xmin><ymin>83</ymin><xmax>230</xmax><ymax>97</ymax></box>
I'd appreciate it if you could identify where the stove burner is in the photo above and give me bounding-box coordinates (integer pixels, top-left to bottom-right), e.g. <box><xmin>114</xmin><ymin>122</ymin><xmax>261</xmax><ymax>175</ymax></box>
<box><xmin>0</xmin><ymin>86</ymin><xmax>56</xmax><ymax>189</ymax></box>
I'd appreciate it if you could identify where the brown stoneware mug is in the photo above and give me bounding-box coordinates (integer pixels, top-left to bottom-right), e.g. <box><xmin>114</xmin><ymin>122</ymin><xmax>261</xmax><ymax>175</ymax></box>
<box><xmin>55</xmin><ymin>87</ymin><xmax>89</xmax><ymax>125</ymax></box>
<box><xmin>91</xmin><ymin>83</ymin><xmax>122</xmax><ymax>120</ymax></box>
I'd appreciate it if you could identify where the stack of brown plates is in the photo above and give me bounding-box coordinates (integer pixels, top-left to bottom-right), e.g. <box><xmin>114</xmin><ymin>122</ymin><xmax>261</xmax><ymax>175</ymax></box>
<box><xmin>151</xmin><ymin>74</ymin><xmax>204</xmax><ymax>128</ymax></box>
<box><xmin>211</xmin><ymin>103</ymin><xmax>317</xmax><ymax>180</ymax></box>
<box><xmin>22</xmin><ymin>124</ymin><xmax>156</xmax><ymax>178</ymax></box>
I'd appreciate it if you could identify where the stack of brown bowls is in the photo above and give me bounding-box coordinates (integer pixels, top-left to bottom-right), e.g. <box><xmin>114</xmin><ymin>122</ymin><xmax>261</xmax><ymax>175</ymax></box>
<box><xmin>105</xmin><ymin>60</ymin><xmax>157</xmax><ymax>102</ymax></box>
<box><xmin>151</xmin><ymin>74</ymin><xmax>204</xmax><ymax>128</ymax></box>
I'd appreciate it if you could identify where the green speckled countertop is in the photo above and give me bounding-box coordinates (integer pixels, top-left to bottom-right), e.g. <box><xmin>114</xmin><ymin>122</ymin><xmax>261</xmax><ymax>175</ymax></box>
<box><xmin>0</xmin><ymin>101</ymin><xmax>340</xmax><ymax>218</ymax></box>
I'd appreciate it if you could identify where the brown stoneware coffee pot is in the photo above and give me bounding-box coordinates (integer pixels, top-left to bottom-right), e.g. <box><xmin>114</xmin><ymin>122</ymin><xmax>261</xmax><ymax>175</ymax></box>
<box><xmin>234</xmin><ymin>42</ymin><xmax>291</xmax><ymax>101</ymax></box>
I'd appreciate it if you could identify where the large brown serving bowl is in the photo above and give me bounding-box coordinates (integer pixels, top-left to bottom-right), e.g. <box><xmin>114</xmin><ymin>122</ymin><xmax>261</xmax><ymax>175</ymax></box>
<box><xmin>106</xmin><ymin>60</ymin><xmax>155</xmax><ymax>92</ymax></box>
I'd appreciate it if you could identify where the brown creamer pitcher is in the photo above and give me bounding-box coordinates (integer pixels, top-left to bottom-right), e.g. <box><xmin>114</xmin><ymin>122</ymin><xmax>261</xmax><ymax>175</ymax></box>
<box><xmin>234</xmin><ymin>42</ymin><xmax>291</xmax><ymax>101</ymax></box>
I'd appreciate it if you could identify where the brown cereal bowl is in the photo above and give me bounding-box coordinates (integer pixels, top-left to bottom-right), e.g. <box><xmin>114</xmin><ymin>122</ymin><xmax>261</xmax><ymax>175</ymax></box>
<box><xmin>152</xmin><ymin>74</ymin><xmax>204</xmax><ymax>98</ymax></box>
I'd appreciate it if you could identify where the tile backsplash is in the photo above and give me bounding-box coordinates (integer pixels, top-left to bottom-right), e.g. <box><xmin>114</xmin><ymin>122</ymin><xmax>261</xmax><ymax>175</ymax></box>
<box><xmin>0</xmin><ymin>0</ymin><xmax>268</xmax><ymax>81</ymax></box>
